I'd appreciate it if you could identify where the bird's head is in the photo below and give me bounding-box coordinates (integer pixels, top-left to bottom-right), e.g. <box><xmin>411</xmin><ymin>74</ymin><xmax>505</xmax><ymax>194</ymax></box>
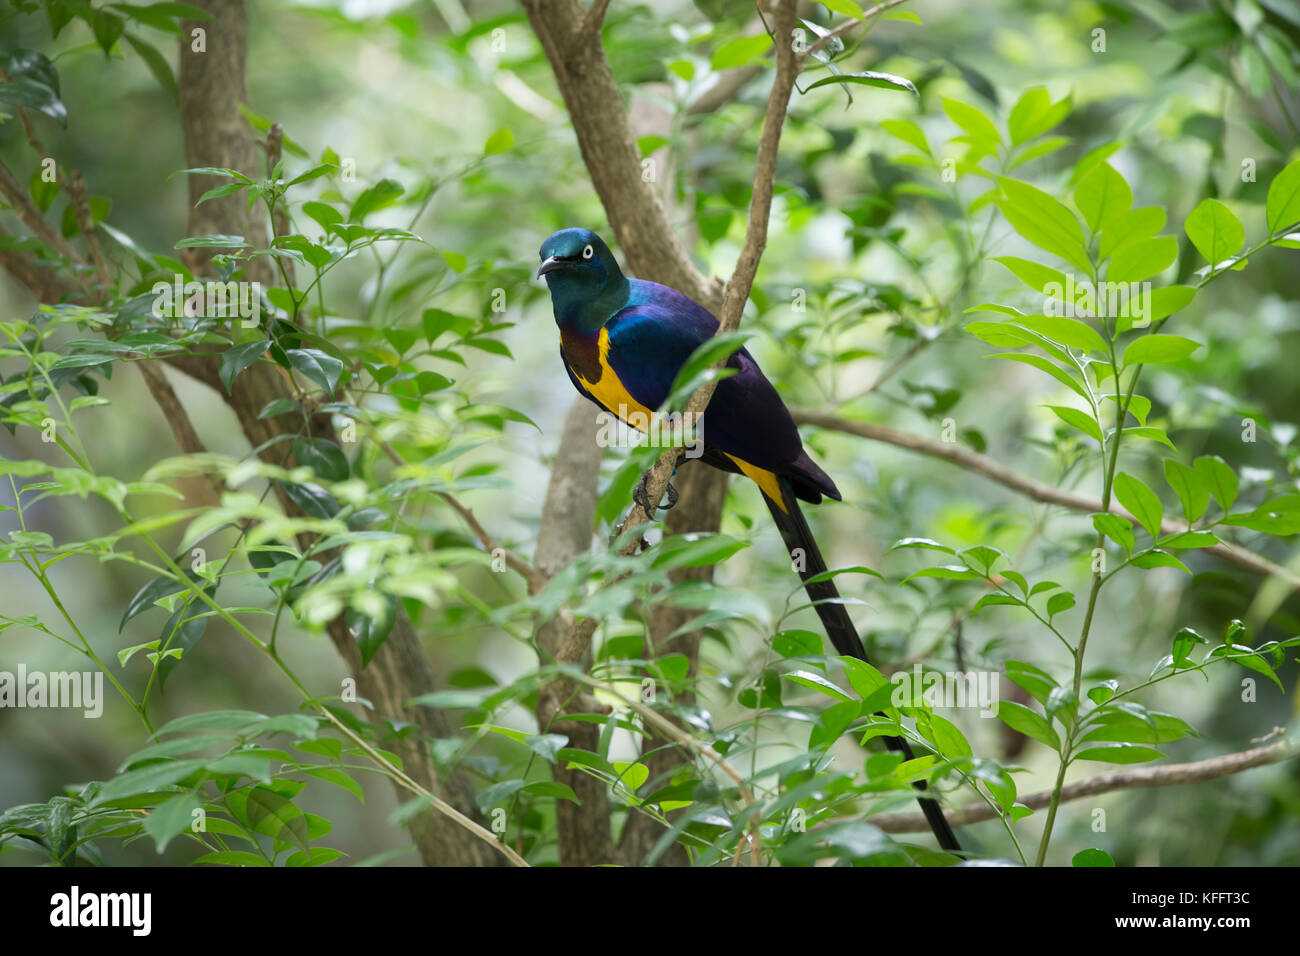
<box><xmin>536</xmin><ymin>227</ymin><xmax>623</xmax><ymax>290</ymax></box>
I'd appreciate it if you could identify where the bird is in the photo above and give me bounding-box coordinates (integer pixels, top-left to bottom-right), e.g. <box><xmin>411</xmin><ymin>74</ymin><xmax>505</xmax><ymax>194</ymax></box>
<box><xmin>537</xmin><ymin>226</ymin><xmax>961</xmax><ymax>855</ymax></box>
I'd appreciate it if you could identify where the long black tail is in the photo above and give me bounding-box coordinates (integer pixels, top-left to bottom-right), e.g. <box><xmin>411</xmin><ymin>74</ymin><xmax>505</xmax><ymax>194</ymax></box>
<box><xmin>766</xmin><ymin>480</ymin><xmax>962</xmax><ymax>854</ymax></box>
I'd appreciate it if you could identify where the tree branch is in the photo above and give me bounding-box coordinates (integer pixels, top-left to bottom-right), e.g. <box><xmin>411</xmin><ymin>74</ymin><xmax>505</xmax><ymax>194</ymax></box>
<box><xmin>612</xmin><ymin>0</ymin><xmax>800</xmax><ymax>545</ymax></box>
<box><xmin>803</xmin><ymin>0</ymin><xmax>913</xmax><ymax>61</ymax></box>
<box><xmin>136</xmin><ymin>361</ymin><xmax>223</xmax><ymax>506</ymax></box>
<box><xmin>0</xmin><ymin>158</ymin><xmax>83</xmax><ymax>268</ymax></box>
<box><xmin>870</xmin><ymin>735</ymin><xmax>1299</xmax><ymax>833</ymax></box>
<box><xmin>532</xmin><ymin>399</ymin><xmax>616</xmax><ymax>866</ymax></box>
<box><xmin>578</xmin><ymin>0</ymin><xmax>611</xmax><ymax>46</ymax></box>
<box><xmin>791</xmin><ymin>408</ymin><xmax>1300</xmax><ymax>591</ymax></box>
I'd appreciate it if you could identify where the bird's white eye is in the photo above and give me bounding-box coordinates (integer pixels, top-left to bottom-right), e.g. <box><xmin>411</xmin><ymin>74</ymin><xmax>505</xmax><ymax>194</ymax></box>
<box><xmin>582</xmin><ymin>244</ymin><xmax>594</xmax><ymax>260</ymax></box>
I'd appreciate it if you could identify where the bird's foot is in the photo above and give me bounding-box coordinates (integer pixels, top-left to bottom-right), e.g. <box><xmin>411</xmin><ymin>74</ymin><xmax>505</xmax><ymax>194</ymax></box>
<box><xmin>633</xmin><ymin>472</ymin><xmax>679</xmax><ymax>514</ymax></box>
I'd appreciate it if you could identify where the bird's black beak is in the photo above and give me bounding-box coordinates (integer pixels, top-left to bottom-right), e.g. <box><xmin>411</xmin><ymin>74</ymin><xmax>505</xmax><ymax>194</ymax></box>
<box><xmin>536</xmin><ymin>256</ymin><xmax>565</xmax><ymax>279</ymax></box>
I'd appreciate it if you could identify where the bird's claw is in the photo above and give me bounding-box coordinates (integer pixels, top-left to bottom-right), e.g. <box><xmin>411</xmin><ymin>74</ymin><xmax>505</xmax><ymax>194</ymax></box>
<box><xmin>633</xmin><ymin>473</ymin><xmax>679</xmax><ymax>515</ymax></box>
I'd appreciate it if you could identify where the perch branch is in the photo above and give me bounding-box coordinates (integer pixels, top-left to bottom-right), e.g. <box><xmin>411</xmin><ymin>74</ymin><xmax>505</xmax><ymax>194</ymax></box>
<box><xmin>792</xmin><ymin>408</ymin><xmax>1300</xmax><ymax>590</ymax></box>
<box><xmin>870</xmin><ymin>735</ymin><xmax>1299</xmax><ymax>833</ymax></box>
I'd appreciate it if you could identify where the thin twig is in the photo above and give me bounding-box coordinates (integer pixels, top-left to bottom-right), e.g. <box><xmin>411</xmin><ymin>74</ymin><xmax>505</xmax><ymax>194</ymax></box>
<box><xmin>803</xmin><ymin>0</ymin><xmax>913</xmax><ymax>61</ymax></box>
<box><xmin>65</xmin><ymin>170</ymin><xmax>112</xmax><ymax>290</ymax></box>
<box><xmin>373</xmin><ymin>434</ymin><xmax>547</xmax><ymax>593</ymax></box>
<box><xmin>791</xmin><ymin>408</ymin><xmax>1300</xmax><ymax>591</ymax></box>
<box><xmin>868</xmin><ymin>735</ymin><xmax>1299</xmax><ymax>833</ymax></box>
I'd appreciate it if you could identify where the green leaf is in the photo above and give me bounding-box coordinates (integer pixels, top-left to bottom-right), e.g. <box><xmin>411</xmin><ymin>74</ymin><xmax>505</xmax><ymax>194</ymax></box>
<box><xmin>1113</xmin><ymin>473</ymin><xmax>1163</xmax><ymax>539</ymax></box>
<box><xmin>1142</xmin><ymin>285</ymin><xmax>1196</xmax><ymax>323</ymax></box>
<box><xmin>805</xmin><ymin>70</ymin><xmax>917</xmax><ymax>97</ymax></box>
<box><xmin>1122</xmin><ymin>334</ymin><xmax>1200</xmax><ymax>366</ymax></box>
<box><xmin>1266</xmin><ymin>158</ymin><xmax>1300</xmax><ymax>233</ymax></box>
<box><xmin>292</xmin><ymin>438</ymin><xmax>349</xmax><ymax>481</ymax></box>
<box><xmin>964</xmin><ymin>321</ymin><xmax>1038</xmax><ymax>348</ymax></box>
<box><xmin>1209</xmin><ymin>644</ymin><xmax>1284</xmax><ymax>690</ymax></box>
<box><xmin>818</xmin><ymin>0</ymin><xmax>865</xmax><ymax>16</ymax></box>
<box><xmin>196</xmin><ymin>182</ymin><xmax>247</xmax><ymax>205</ymax></box>
<box><xmin>301</xmin><ymin>201</ymin><xmax>342</xmax><ymax>230</ymax></box>
<box><xmin>258</xmin><ymin>397</ymin><xmax>298</xmax><ymax>420</ymax></box>
<box><xmin>773</xmin><ymin>629</ymin><xmax>823</xmax><ymax>658</ymax></box>
<box><xmin>996</xmin><ymin>700</ymin><xmax>1060</xmax><ymax>751</ymax></box>
<box><xmin>483</xmin><ymin>127</ymin><xmax>514</xmax><ymax>155</ymax></box>
<box><xmin>1163</xmin><ymin>459</ymin><xmax>1209</xmax><ymax>522</ymax></box>
<box><xmin>711</xmin><ymin>34</ymin><xmax>772</xmax><ymax>70</ymax></box>
<box><xmin>1193</xmin><ymin>455</ymin><xmax>1238</xmax><ymax>511</ymax></box>
<box><xmin>278</xmin><ymin>480</ymin><xmax>339</xmax><ymax>519</ymax></box>
<box><xmin>903</xmin><ymin>565</ymin><xmax>982</xmax><ymax>581</ymax></box>
<box><xmin>155</xmin><ymin>710</ymin><xmax>266</xmax><ymax>735</ymax></box>
<box><xmin>1130</xmin><ymin>550</ymin><xmax>1190</xmax><ymax>573</ymax></box>
<box><xmin>990</xmin><ymin>354</ymin><xmax>1088</xmax><ymax>400</ymax></box>
<box><xmin>1046</xmin><ymin>591</ymin><xmax>1076</xmax><ymax>619</ymax></box>
<box><xmin>1074</xmin><ymin>162</ymin><xmax>1132</xmax><ymax>233</ymax></box>
<box><xmin>1107</xmin><ymin>235</ymin><xmax>1178</xmax><ymax>283</ymax></box>
<box><xmin>1073</xmin><ymin>743</ymin><xmax>1164</xmax><ymax>764</ymax></box>
<box><xmin>1008</xmin><ymin>135</ymin><xmax>1071</xmax><ymax>169</ymax></box>
<box><xmin>922</xmin><ymin>712</ymin><xmax>972</xmax><ymax>758</ymax></box>
<box><xmin>157</xmin><ymin>589</ymin><xmax>214</xmax><ymax>690</ymax></box>
<box><xmin>1172</xmin><ymin>626</ymin><xmax>1208</xmax><ymax>665</ymax></box>
<box><xmin>1004</xmin><ymin>659</ymin><xmax>1058</xmax><ymax>704</ymax></box>
<box><xmin>1125</xmin><ymin>426</ymin><xmax>1175</xmax><ymax>449</ymax></box>
<box><xmin>286</xmin><ymin>164</ymin><xmax>335</xmax><ymax>187</ymax></box>
<box><xmin>993</xmin><ymin>256</ymin><xmax>1070</xmax><ymax>297</ymax></box>
<box><xmin>1092</xmin><ymin>513</ymin><xmax>1135</xmax><ymax>552</ymax></box>
<box><xmin>92</xmin><ymin>758</ymin><xmax>208</xmax><ymax>806</ymax></box>
<box><xmin>218</xmin><ymin>339</ymin><xmax>269</xmax><ymax>395</ymax></box>
<box><xmin>524</xmin><ymin>734</ymin><xmax>569</xmax><ymax>762</ymax></box>
<box><xmin>191</xmin><ymin>850</ymin><xmax>270</xmax><ymax>867</ymax></box>
<box><xmin>174</xmin><ymin>234</ymin><xmax>249</xmax><ymax>249</ymax></box>
<box><xmin>995</xmin><ymin>177</ymin><xmax>1091</xmax><ymax>274</ymax></box>
<box><xmin>879</xmin><ymin>118</ymin><xmax>930</xmax><ymax>156</ymax></box>
<box><xmin>1047</xmin><ymin>404</ymin><xmax>1103</xmax><ymax>442</ymax></box>
<box><xmin>348</xmin><ymin>179</ymin><xmax>404</xmax><ymax>222</ymax></box>
<box><xmin>1019</xmin><ymin>314</ymin><xmax>1107</xmax><ymax>352</ymax></box>
<box><xmin>0</xmin><ymin>76</ymin><xmax>67</xmax><ymax>126</ymax></box>
<box><xmin>1088</xmin><ymin>680</ymin><xmax>1118</xmax><ymax>705</ymax></box>
<box><xmin>144</xmin><ymin>791</ymin><xmax>201</xmax><ymax>852</ymax></box>
<box><xmin>120</xmin><ymin>572</ymin><xmax>196</xmax><ymax>631</ymax></box>
<box><xmin>1073</xmin><ymin>848</ymin><xmax>1115</xmax><ymax>866</ymax></box>
<box><xmin>205</xmin><ymin>752</ymin><xmax>274</xmax><ymax>783</ymax></box>
<box><xmin>286</xmin><ymin>348</ymin><xmax>343</xmax><ymax>396</ymax></box>
<box><xmin>523</xmin><ymin>780</ymin><xmax>580</xmax><ymax>803</ymax></box>
<box><xmin>243</xmin><ymin>786</ymin><xmax>310</xmax><ymax>851</ymax></box>
<box><xmin>1223</xmin><ymin>495</ymin><xmax>1300</xmax><ymax>535</ymax></box>
<box><xmin>972</xmin><ymin>592</ymin><xmax>1023</xmax><ymax>612</ymax></box>
<box><xmin>943</xmin><ymin>97</ymin><xmax>1003</xmax><ymax>153</ymax></box>
<box><xmin>1184</xmin><ymin>198</ymin><xmax>1244</xmax><ymax>267</ymax></box>
<box><xmin>125</xmin><ymin>34</ymin><xmax>178</xmax><ymax>102</ymax></box>
<box><xmin>1099</xmin><ymin>206</ymin><xmax>1166</xmax><ymax>260</ymax></box>
<box><xmin>1045</xmin><ymin>685</ymin><xmax>1078</xmax><ymax>725</ymax></box>
<box><xmin>888</xmin><ymin>537</ymin><xmax>955</xmax><ymax>554</ymax></box>
<box><xmin>1157</xmin><ymin>530</ymin><xmax>1219</xmax><ymax>549</ymax></box>
<box><xmin>1008</xmin><ymin>87</ymin><xmax>1070</xmax><ymax>144</ymax></box>
<box><xmin>780</xmin><ymin>670</ymin><xmax>853</xmax><ymax>703</ymax></box>
<box><xmin>651</xmin><ymin>532</ymin><xmax>748</xmax><ymax>569</ymax></box>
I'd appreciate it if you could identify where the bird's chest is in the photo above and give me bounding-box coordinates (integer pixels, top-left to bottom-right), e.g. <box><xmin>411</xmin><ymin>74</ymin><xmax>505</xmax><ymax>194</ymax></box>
<box><xmin>560</xmin><ymin>326</ymin><xmax>653</xmax><ymax>421</ymax></box>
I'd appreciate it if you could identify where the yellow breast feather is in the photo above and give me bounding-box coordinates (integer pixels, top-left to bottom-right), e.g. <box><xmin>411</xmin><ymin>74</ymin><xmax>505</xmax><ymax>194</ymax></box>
<box><xmin>573</xmin><ymin>327</ymin><xmax>655</xmax><ymax>423</ymax></box>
